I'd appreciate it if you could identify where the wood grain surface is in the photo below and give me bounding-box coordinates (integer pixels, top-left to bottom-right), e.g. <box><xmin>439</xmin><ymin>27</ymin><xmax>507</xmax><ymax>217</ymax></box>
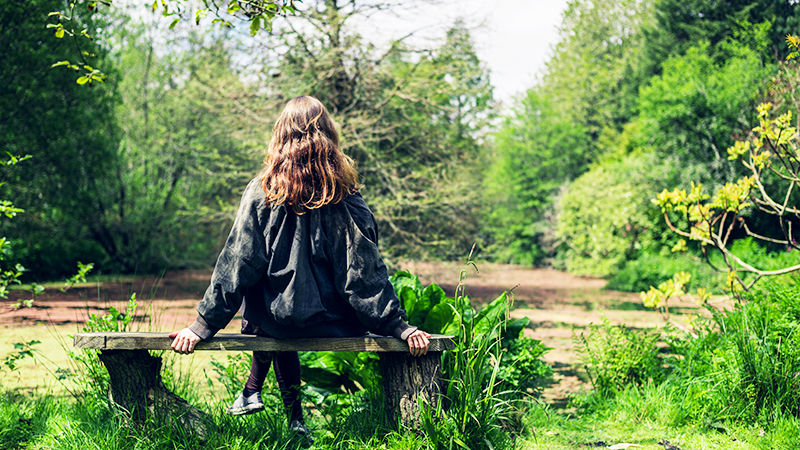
<box><xmin>74</xmin><ymin>332</ymin><xmax>456</xmax><ymax>352</ymax></box>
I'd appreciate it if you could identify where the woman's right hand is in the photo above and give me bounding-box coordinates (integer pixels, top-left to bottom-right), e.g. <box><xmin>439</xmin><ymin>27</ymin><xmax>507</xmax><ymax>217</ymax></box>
<box><xmin>170</xmin><ymin>327</ymin><xmax>201</xmax><ymax>354</ymax></box>
<box><xmin>406</xmin><ymin>329</ymin><xmax>431</xmax><ymax>356</ymax></box>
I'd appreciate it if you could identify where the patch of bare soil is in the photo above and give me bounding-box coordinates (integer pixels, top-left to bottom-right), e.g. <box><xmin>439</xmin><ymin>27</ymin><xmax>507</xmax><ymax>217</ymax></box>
<box><xmin>0</xmin><ymin>270</ymin><xmax>211</xmax><ymax>328</ymax></box>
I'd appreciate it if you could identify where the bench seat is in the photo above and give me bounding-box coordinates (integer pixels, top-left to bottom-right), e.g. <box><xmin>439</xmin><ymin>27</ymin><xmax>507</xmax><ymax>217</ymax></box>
<box><xmin>74</xmin><ymin>331</ymin><xmax>455</xmax><ymax>352</ymax></box>
<box><xmin>73</xmin><ymin>332</ymin><xmax>455</xmax><ymax>434</ymax></box>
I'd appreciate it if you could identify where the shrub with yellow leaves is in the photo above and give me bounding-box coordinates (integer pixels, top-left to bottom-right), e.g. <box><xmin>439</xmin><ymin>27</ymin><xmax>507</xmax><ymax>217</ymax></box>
<box><xmin>647</xmin><ymin>36</ymin><xmax>800</xmax><ymax>297</ymax></box>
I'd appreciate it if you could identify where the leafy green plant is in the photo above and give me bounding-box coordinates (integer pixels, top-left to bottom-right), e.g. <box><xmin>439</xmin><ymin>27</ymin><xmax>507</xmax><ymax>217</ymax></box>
<box><xmin>406</xmin><ymin>257</ymin><xmax>550</xmax><ymax>449</ymax></box>
<box><xmin>300</xmin><ymin>351</ymin><xmax>379</xmax><ymax>408</ymax></box>
<box><xmin>497</xmin><ymin>337</ymin><xmax>552</xmax><ymax>395</ymax></box>
<box><xmin>576</xmin><ymin>318</ymin><xmax>664</xmax><ymax>397</ymax></box>
<box><xmin>640</xmin><ymin>272</ymin><xmax>708</xmax><ymax>322</ymax></box>
<box><xmin>66</xmin><ymin>293</ymin><xmax>139</xmax><ymax>398</ymax></box>
<box><xmin>390</xmin><ymin>269</ymin><xmax>550</xmax><ymax>401</ymax></box>
<box><xmin>1</xmin><ymin>340</ymin><xmax>40</xmax><ymax>372</ymax></box>
<box><xmin>390</xmin><ymin>270</ymin><xmax>530</xmax><ymax>341</ymax></box>
<box><xmin>83</xmin><ymin>293</ymin><xmax>137</xmax><ymax>333</ymax></box>
<box><xmin>61</xmin><ymin>261</ymin><xmax>94</xmax><ymax>292</ymax></box>
<box><xmin>207</xmin><ymin>352</ymin><xmax>252</xmax><ymax>398</ymax></box>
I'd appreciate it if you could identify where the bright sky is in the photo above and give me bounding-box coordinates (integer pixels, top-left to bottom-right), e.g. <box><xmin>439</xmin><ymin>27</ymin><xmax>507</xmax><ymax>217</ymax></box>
<box><xmin>474</xmin><ymin>0</ymin><xmax>569</xmax><ymax>104</ymax></box>
<box><xmin>348</xmin><ymin>0</ymin><xmax>570</xmax><ymax>106</ymax></box>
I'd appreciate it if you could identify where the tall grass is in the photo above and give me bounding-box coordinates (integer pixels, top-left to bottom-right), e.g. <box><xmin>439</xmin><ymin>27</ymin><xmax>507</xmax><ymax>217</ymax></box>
<box><xmin>421</xmin><ymin>308</ymin><xmax>512</xmax><ymax>449</ymax></box>
<box><xmin>575</xmin><ymin>281</ymin><xmax>800</xmax><ymax>435</ymax></box>
<box><xmin>419</xmin><ymin>256</ymin><xmax>532</xmax><ymax>449</ymax></box>
<box><xmin>0</xmin><ymin>381</ymin><xmax>428</xmax><ymax>449</ymax></box>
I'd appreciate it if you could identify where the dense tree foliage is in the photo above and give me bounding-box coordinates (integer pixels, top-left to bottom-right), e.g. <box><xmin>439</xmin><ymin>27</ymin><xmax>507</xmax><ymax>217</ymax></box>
<box><xmin>641</xmin><ymin>0</ymin><xmax>800</xmax><ymax>74</ymax></box>
<box><xmin>96</xmin><ymin>29</ymin><xmax>261</xmax><ymax>271</ymax></box>
<box><xmin>0</xmin><ymin>0</ymin><xmax>118</xmax><ymax>277</ymax></box>
<box><xmin>484</xmin><ymin>93</ymin><xmax>589</xmax><ymax>265</ymax></box>
<box><xmin>6</xmin><ymin>0</ymin><xmax>800</xmax><ymax>281</ymax></box>
<box><xmin>4</xmin><ymin>0</ymin><xmax>493</xmax><ymax>277</ymax></box>
<box><xmin>490</xmin><ymin>0</ymin><xmax>800</xmax><ymax>279</ymax></box>
<box><xmin>484</xmin><ymin>0</ymin><xmax>649</xmax><ymax>264</ymax></box>
<box><xmin>638</xmin><ymin>40</ymin><xmax>773</xmax><ymax>183</ymax></box>
<box><xmin>218</xmin><ymin>3</ymin><xmax>493</xmax><ymax>259</ymax></box>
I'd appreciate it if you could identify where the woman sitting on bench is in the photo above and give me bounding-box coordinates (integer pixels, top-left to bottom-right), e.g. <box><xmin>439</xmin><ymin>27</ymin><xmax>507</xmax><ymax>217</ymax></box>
<box><xmin>169</xmin><ymin>95</ymin><xmax>431</xmax><ymax>441</ymax></box>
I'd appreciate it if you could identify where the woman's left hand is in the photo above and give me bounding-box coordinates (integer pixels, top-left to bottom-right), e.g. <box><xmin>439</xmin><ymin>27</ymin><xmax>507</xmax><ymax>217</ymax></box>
<box><xmin>170</xmin><ymin>328</ymin><xmax>201</xmax><ymax>354</ymax></box>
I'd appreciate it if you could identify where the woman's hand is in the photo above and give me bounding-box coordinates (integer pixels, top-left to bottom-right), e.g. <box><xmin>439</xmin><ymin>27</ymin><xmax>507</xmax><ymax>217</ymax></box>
<box><xmin>170</xmin><ymin>328</ymin><xmax>201</xmax><ymax>354</ymax></box>
<box><xmin>406</xmin><ymin>329</ymin><xmax>431</xmax><ymax>357</ymax></box>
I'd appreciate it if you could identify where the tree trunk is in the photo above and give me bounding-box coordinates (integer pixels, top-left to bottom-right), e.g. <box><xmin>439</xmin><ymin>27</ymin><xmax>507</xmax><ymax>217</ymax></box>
<box><xmin>98</xmin><ymin>350</ymin><xmax>212</xmax><ymax>438</ymax></box>
<box><xmin>378</xmin><ymin>351</ymin><xmax>443</xmax><ymax>429</ymax></box>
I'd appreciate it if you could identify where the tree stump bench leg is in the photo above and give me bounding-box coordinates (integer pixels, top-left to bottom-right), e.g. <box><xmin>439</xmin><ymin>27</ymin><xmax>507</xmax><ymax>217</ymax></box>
<box><xmin>378</xmin><ymin>351</ymin><xmax>443</xmax><ymax>429</ymax></box>
<box><xmin>98</xmin><ymin>350</ymin><xmax>212</xmax><ymax>437</ymax></box>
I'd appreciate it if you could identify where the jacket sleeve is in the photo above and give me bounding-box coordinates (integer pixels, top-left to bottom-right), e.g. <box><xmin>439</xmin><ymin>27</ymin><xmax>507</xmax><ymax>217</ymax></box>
<box><xmin>331</xmin><ymin>197</ymin><xmax>417</xmax><ymax>340</ymax></box>
<box><xmin>189</xmin><ymin>181</ymin><xmax>268</xmax><ymax>340</ymax></box>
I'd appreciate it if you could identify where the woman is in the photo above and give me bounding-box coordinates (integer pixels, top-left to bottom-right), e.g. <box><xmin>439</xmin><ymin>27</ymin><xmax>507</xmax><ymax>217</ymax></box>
<box><xmin>170</xmin><ymin>96</ymin><xmax>431</xmax><ymax>439</ymax></box>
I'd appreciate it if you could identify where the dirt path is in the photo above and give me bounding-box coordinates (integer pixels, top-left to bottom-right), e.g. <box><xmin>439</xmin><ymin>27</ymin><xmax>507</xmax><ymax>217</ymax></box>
<box><xmin>2</xmin><ymin>262</ymin><xmax>706</xmax><ymax>405</ymax></box>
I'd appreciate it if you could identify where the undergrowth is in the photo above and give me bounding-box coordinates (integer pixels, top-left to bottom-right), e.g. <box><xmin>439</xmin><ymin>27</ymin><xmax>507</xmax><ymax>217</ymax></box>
<box><xmin>0</xmin><ymin>264</ymin><xmax>552</xmax><ymax>449</ymax></box>
<box><xmin>565</xmin><ymin>282</ymin><xmax>800</xmax><ymax>449</ymax></box>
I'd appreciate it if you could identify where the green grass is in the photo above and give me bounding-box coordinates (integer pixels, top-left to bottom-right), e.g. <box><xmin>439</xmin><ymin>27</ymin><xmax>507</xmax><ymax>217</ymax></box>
<box><xmin>521</xmin><ymin>385</ymin><xmax>800</xmax><ymax>449</ymax></box>
<box><xmin>5</xmin><ymin>384</ymin><xmax>800</xmax><ymax>449</ymax></box>
<box><xmin>0</xmin><ymin>385</ymin><xmax>430</xmax><ymax>449</ymax></box>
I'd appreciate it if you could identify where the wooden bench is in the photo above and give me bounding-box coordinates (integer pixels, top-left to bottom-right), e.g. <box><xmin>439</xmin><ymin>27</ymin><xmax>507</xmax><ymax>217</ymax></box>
<box><xmin>74</xmin><ymin>332</ymin><xmax>455</xmax><ymax>434</ymax></box>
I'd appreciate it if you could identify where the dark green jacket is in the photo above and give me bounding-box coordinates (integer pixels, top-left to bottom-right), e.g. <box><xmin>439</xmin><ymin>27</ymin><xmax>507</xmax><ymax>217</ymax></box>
<box><xmin>189</xmin><ymin>178</ymin><xmax>415</xmax><ymax>341</ymax></box>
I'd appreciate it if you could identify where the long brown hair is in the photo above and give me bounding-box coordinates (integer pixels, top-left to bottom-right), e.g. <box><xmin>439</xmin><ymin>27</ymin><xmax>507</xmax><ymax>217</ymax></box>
<box><xmin>261</xmin><ymin>96</ymin><xmax>358</xmax><ymax>213</ymax></box>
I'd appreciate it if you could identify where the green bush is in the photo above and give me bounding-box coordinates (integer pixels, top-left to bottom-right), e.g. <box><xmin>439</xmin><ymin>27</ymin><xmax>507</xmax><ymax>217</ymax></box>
<box><xmin>390</xmin><ymin>269</ymin><xmax>551</xmax><ymax>395</ymax></box>
<box><xmin>576</xmin><ymin>318</ymin><xmax>665</xmax><ymax>397</ymax></box>
<box><xmin>707</xmin><ymin>238</ymin><xmax>800</xmax><ymax>289</ymax></box>
<box><xmin>638</xmin><ymin>40</ymin><xmax>773</xmax><ymax>185</ymax></box>
<box><xmin>556</xmin><ymin>152</ymin><xmax>671</xmax><ymax>277</ymax></box>
<box><xmin>606</xmin><ymin>250</ymin><xmax>719</xmax><ymax>292</ymax></box>
<box><xmin>576</xmin><ymin>283</ymin><xmax>800</xmax><ymax>433</ymax></box>
<box><xmin>608</xmin><ymin>238</ymin><xmax>800</xmax><ymax>293</ymax></box>
<box><xmin>498</xmin><ymin>337</ymin><xmax>552</xmax><ymax>395</ymax></box>
<box><xmin>483</xmin><ymin>90</ymin><xmax>591</xmax><ymax>266</ymax></box>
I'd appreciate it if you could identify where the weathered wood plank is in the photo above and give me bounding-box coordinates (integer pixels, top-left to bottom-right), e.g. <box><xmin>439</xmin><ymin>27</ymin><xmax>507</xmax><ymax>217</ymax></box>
<box><xmin>74</xmin><ymin>332</ymin><xmax>456</xmax><ymax>352</ymax></box>
<box><xmin>74</xmin><ymin>334</ymin><xmax>106</xmax><ymax>350</ymax></box>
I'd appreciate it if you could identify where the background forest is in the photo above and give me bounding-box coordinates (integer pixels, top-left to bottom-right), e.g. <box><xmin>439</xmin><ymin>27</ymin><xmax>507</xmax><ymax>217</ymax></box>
<box><xmin>3</xmin><ymin>0</ymin><xmax>492</xmax><ymax>278</ymax></box>
<box><xmin>4</xmin><ymin>0</ymin><xmax>800</xmax><ymax>291</ymax></box>
<box><xmin>5</xmin><ymin>0</ymin><xmax>800</xmax><ymax>449</ymax></box>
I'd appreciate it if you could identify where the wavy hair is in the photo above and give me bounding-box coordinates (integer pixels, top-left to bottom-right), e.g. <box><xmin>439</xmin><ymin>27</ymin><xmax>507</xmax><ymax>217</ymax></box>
<box><xmin>260</xmin><ymin>96</ymin><xmax>358</xmax><ymax>213</ymax></box>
